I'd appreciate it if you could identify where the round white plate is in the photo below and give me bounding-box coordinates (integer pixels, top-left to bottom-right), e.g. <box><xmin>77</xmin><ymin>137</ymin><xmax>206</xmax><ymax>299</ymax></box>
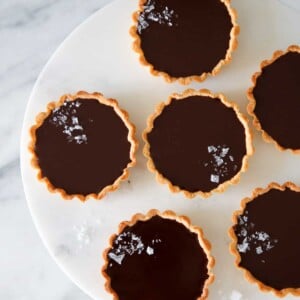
<box><xmin>21</xmin><ymin>1</ymin><xmax>300</xmax><ymax>299</ymax></box>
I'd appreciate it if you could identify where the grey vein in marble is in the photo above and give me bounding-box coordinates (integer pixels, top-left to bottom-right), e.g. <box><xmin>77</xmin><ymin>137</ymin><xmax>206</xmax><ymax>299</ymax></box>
<box><xmin>0</xmin><ymin>1</ymin><xmax>110</xmax><ymax>299</ymax></box>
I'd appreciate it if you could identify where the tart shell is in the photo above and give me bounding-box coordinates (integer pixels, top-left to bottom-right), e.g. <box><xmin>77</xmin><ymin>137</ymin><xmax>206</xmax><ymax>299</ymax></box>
<box><xmin>143</xmin><ymin>89</ymin><xmax>254</xmax><ymax>199</ymax></box>
<box><xmin>228</xmin><ymin>182</ymin><xmax>300</xmax><ymax>297</ymax></box>
<box><xmin>247</xmin><ymin>45</ymin><xmax>300</xmax><ymax>154</ymax></box>
<box><xmin>102</xmin><ymin>209</ymin><xmax>215</xmax><ymax>300</ymax></box>
<box><xmin>130</xmin><ymin>0</ymin><xmax>240</xmax><ymax>85</ymax></box>
<box><xmin>29</xmin><ymin>91</ymin><xmax>138</xmax><ymax>201</ymax></box>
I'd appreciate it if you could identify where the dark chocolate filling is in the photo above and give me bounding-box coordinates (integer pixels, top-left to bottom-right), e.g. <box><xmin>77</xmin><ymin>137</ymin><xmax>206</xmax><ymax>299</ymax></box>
<box><xmin>104</xmin><ymin>215</ymin><xmax>209</xmax><ymax>300</ymax></box>
<box><xmin>253</xmin><ymin>51</ymin><xmax>300</xmax><ymax>149</ymax></box>
<box><xmin>137</xmin><ymin>0</ymin><xmax>233</xmax><ymax>77</ymax></box>
<box><xmin>35</xmin><ymin>98</ymin><xmax>131</xmax><ymax>196</ymax></box>
<box><xmin>147</xmin><ymin>96</ymin><xmax>246</xmax><ymax>193</ymax></box>
<box><xmin>234</xmin><ymin>188</ymin><xmax>300</xmax><ymax>290</ymax></box>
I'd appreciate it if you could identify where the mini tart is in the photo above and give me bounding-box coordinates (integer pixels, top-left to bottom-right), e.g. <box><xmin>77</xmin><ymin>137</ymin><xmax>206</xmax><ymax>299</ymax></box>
<box><xmin>29</xmin><ymin>91</ymin><xmax>137</xmax><ymax>201</ymax></box>
<box><xmin>143</xmin><ymin>89</ymin><xmax>253</xmax><ymax>198</ymax></box>
<box><xmin>130</xmin><ymin>0</ymin><xmax>239</xmax><ymax>85</ymax></box>
<box><xmin>102</xmin><ymin>209</ymin><xmax>214</xmax><ymax>300</ymax></box>
<box><xmin>248</xmin><ymin>45</ymin><xmax>300</xmax><ymax>153</ymax></box>
<box><xmin>229</xmin><ymin>182</ymin><xmax>300</xmax><ymax>297</ymax></box>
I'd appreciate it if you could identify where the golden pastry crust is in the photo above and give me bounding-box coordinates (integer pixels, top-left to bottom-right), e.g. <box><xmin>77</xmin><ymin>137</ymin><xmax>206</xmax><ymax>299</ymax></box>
<box><xmin>130</xmin><ymin>0</ymin><xmax>240</xmax><ymax>85</ymax></box>
<box><xmin>102</xmin><ymin>209</ymin><xmax>215</xmax><ymax>300</ymax></box>
<box><xmin>29</xmin><ymin>91</ymin><xmax>138</xmax><ymax>201</ymax></box>
<box><xmin>143</xmin><ymin>89</ymin><xmax>254</xmax><ymax>199</ymax></box>
<box><xmin>247</xmin><ymin>45</ymin><xmax>300</xmax><ymax>154</ymax></box>
<box><xmin>229</xmin><ymin>182</ymin><xmax>300</xmax><ymax>297</ymax></box>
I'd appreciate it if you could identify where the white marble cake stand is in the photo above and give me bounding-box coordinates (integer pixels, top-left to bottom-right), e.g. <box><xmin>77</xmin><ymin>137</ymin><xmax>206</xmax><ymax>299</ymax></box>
<box><xmin>21</xmin><ymin>0</ymin><xmax>300</xmax><ymax>299</ymax></box>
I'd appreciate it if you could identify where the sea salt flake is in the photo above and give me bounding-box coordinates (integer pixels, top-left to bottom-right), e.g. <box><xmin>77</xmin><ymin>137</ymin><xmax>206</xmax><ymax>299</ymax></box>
<box><xmin>240</xmin><ymin>228</ymin><xmax>247</xmax><ymax>237</ymax></box>
<box><xmin>72</xmin><ymin>116</ymin><xmax>79</xmax><ymax>125</ymax></box>
<box><xmin>257</xmin><ymin>232</ymin><xmax>269</xmax><ymax>241</ymax></box>
<box><xmin>256</xmin><ymin>246</ymin><xmax>263</xmax><ymax>255</ymax></box>
<box><xmin>230</xmin><ymin>290</ymin><xmax>242</xmax><ymax>300</ymax></box>
<box><xmin>73</xmin><ymin>222</ymin><xmax>94</xmax><ymax>248</ymax></box>
<box><xmin>220</xmin><ymin>147</ymin><xmax>230</xmax><ymax>157</ymax></box>
<box><xmin>146</xmin><ymin>246</ymin><xmax>154</xmax><ymax>255</ymax></box>
<box><xmin>213</xmin><ymin>154</ymin><xmax>224</xmax><ymax>166</ymax></box>
<box><xmin>208</xmin><ymin>145</ymin><xmax>217</xmax><ymax>153</ymax></box>
<box><xmin>210</xmin><ymin>174</ymin><xmax>220</xmax><ymax>183</ymax></box>
<box><xmin>108</xmin><ymin>253</ymin><xmax>125</xmax><ymax>265</ymax></box>
<box><xmin>266</xmin><ymin>241</ymin><xmax>275</xmax><ymax>251</ymax></box>
<box><xmin>152</xmin><ymin>238</ymin><xmax>162</xmax><ymax>244</ymax></box>
<box><xmin>242</xmin><ymin>216</ymin><xmax>248</xmax><ymax>222</ymax></box>
<box><xmin>237</xmin><ymin>238</ymin><xmax>249</xmax><ymax>253</ymax></box>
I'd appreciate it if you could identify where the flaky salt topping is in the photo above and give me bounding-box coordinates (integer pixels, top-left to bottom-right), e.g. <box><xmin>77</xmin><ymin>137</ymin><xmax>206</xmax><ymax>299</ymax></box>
<box><xmin>108</xmin><ymin>231</ymin><xmax>162</xmax><ymax>266</ymax></box>
<box><xmin>236</xmin><ymin>210</ymin><xmax>279</xmax><ymax>262</ymax></box>
<box><xmin>204</xmin><ymin>145</ymin><xmax>238</xmax><ymax>184</ymax></box>
<box><xmin>137</xmin><ymin>0</ymin><xmax>178</xmax><ymax>34</ymax></box>
<box><xmin>50</xmin><ymin>100</ymin><xmax>88</xmax><ymax>145</ymax></box>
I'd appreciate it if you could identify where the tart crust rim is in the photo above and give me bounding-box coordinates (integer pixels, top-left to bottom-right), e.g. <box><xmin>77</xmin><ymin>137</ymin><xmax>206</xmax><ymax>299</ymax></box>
<box><xmin>247</xmin><ymin>45</ymin><xmax>300</xmax><ymax>154</ymax></box>
<box><xmin>143</xmin><ymin>88</ymin><xmax>254</xmax><ymax>199</ymax></box>
<box><xmin>29</xmin><ymin>91</ymin><xmax>138</xmax><ymax>202</ymax></box>
<box><xmin>102</xmin><ymin>209</ymin><xmax>215</xmax><ymax>300</ymax></box>
<box><xmin>130</xmin><ymin>0</ymin><xmax>240</xmax><ymax>85</ymax></box>
<box><xmin>228</xmin><ymin>181</ymin><xmax>300</xmax><ymax>297</ymax></box>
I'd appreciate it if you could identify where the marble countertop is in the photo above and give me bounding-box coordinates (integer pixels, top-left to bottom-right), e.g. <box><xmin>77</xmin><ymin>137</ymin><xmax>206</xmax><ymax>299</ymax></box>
<box><xmin>1</xmin><ymin>1</ymin><xmax>300</xmax><ymax>300</ymax></box>
<box><xmin>0</xmin><ymin>1</ymin><xmax>110</xmax><ymax>299</ymax></box>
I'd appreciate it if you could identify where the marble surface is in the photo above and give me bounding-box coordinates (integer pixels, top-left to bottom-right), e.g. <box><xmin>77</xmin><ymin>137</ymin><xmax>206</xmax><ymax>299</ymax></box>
<box><xmin>2</xmin><ymin>0</ymin><xmax>300</xmax><ymax>300</ymax></box>
<box><xmin>0</xmin><ymin>1</ymin><xmax>110</xmax><ymax>299</ymax></box>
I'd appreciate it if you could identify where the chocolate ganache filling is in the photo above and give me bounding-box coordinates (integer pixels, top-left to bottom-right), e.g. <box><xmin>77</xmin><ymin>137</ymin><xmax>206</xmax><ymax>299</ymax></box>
<box><xmin>253</xmin><ymin>51</ymin><xmax>300</xmax><ymax>149</ymax></box>
<box><xmin>234</xmin><ymin>188</ymin><xmax>300</xmax><ymax>290</ymax></box>
<box><xmin>35</xmin><ymin>98</ymin><xmax>131</xmax><ymax>196</ymax></box>
<box><xmin>147</xmin><ymin>96</ymin><xmax>246</xmax><ymax>193</ymax></box>
<box><xmin>105</xmin><ymin>215</ymin><xmax>209</xmax><ymax>300</ymax></box>
<box><xmin>137</xmin><ymin>0</ymin><xmax>233</xmax><ymax>77</ymax></box>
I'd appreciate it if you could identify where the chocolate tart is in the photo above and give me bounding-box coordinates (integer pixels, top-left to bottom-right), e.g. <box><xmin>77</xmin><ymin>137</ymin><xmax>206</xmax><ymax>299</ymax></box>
<box><xmin>143</xmin><ymin>89</ymin><xmax>253</xmax><ymax>198</ymax></box>
<box><xmin>29</xmin><ymin>91</ymin><xmax>137</xmax><ymax>201</ymax></box>
<box><xmin>130</xmin><ymin>0</ymin><xmax>239</xmax><ymax>85</ymax></box>
<box><xmin>248</xmin><ymin>45</ymin><xmax>300</xmax><ymax>153</ymax></box>
<box><xmin>229</xmin><ymin>182</ymin><xmax>300</xmax><ymax>297</ymax></box>
<box><xmin>102</xmin><ymin>209</ymin><xmax>214</xmax><ymax>300</ymax></box>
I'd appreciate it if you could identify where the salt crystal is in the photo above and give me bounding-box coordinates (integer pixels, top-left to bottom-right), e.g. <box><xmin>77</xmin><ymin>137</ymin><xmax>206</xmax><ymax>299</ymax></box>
<box><xmin>213</xmin><ymin>154</ymin><xmax>224</xmax><ymax>166</ymax></box>
<box><xmin>146</xmin><ymin>246</ymin><xmax>154</xmax><ymax>255</ymax></box>
<box><xmin>220</xmin><ymin>147</ymin><xmax>230</xmax><ymax>157</ymax></box>
<box><xmin>210</xmin><ymin>174</ymin><xmax>220</xmax><ymax>183</ymax></box>
<box><xmin>73</xmin><ymin>222</ymin><xmax>94</xmax><ymax>249</ymax></box>
<box><xmin>237</xmin><ymin>238</ymin><xmax>249</xmax><ymax>253</ymax></box>
<box><xmin>72</xmin><ymin>116</ymin><xmax>79</xmax><ymax>125</ymax></box>
<box><xmin>108</xmin><ymin>253</ymin><xmax>125</xmax><ymax>265</ymax></box>
<box><xmin>230</xmin><ymin>290</ymin><xmax>242</xmax><ymax>300</ymax></box>
<box><xmin>257</xmin><ymin>232</ymin><xmax>269</xmax><ymax>241</ymax></box>
<box><xmin>240</xmin><ymin>228</ymin><xmax>247</xmax><ymax>237</ymax></box>
<box><xmin>242</xmin><ymin>216</ymin><xmax>248</xmax><ymax>222</ymax></box>
<box><xmin>208</xmin><ymin>145</ymin><xmax>217</xmax><ymax>153</ymax></box>
<box><xmin>256</xmin><ymin>246</ymin><xmax>263</xmax><ymax>255</ymax></box>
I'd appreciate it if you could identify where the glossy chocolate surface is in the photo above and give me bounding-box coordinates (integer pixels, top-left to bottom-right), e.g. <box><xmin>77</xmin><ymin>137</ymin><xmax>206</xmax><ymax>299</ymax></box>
<box><xmin>35</xmin><ymin>98</ymin><xmax>131</xmax><ymax>196</ymax></box>
<box><xmin>234</xmin><ymin>188</ymin><xmax>300</xmax><ymax>290</ymax></box>
<box><xmin>147</xmin><ymin>96</ymin><xmax>246</xmax><ymax>193</ymax></box>
<box><xmin>137</xmin><ymin>0</ymin><xmax>233</xmax><ymax>78</ymax></box>
<box><xmin>253</xmin><ymin>51</ymin><xmax>300</xmax><ymax>149</ymax></box>
<box><xmin>105</xmin><ymin>215</ymin><xmax>209</xmax><ymax>300</ymax></box>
